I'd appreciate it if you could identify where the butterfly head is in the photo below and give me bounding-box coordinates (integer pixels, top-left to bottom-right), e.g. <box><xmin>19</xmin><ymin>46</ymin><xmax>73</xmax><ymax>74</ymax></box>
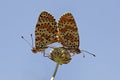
<box><xmin>75</xmin><ymin>48</ymin><xmax>81</xmax><ymax>54</ymax></box>
<box><xmin>31</xmin><ymin>46</ymin><xmax>47</xmax><ymax>53</ymax></box>
<box><xmin>31</xmin><ymin>47</ymin><xmax>37</xmax><ymax>53</ymax></box>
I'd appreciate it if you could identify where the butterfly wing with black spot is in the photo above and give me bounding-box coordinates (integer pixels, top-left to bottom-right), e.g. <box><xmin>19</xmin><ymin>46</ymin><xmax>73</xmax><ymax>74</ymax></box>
<box><xmin>32</xmin><ymin>11</ymin><xmax>58</xmax><ymax>53</ymax></box>
<box><xmin>58</xmin><ymin>13</ymin><xmax>81</xmax><ymax>54</ymax></box>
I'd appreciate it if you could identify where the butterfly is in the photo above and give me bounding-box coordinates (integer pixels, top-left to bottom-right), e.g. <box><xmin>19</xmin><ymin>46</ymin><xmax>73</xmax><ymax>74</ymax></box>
<box><xmin>31</xmin><ymin>11</ymin><xmax>58</xmax><ymax>54</ymax></box>
<box><xmin>21</xmin><ymin>11</ymin><xmax>57</xmax><ymax>56</ymax></box>
<box><xmin>32</xmin><ymin>11</ymin><xmax>81</xmax><ymax>55</ymax></box>
<box><xmin>57</xmin><ymin>12</ymin><xmax>95</xmax><ymax>56</ymax></box>
<box><xmin>57</xmin><ymin>12</ymin><xmax>81</xmax><ymax>54</ymax></box>
<box><xmin>22</xmin><ymin>11</ymin><xmax>95</xmax><ymax>57</ymax></box>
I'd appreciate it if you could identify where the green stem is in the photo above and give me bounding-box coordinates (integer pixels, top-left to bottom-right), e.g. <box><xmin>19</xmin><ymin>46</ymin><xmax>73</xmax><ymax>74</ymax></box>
<box><xmin>51</xmin><ymin>63</ymin><xmax>59</xmax><ymax>80</ymax></box>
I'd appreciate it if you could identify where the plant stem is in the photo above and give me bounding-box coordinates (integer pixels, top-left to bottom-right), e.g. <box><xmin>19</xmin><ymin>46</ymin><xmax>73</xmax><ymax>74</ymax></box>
<box><xmin>50</xmin><ymin>63</ymin><xmax>59</xmax><ymax>80</ymax></box>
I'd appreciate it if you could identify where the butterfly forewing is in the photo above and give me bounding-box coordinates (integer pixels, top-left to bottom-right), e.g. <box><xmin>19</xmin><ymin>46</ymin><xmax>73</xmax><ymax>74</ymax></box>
<box><xmin>32</xmin><ymin>11</ymin><xmax>58</xmax><ymax>53</ymax></box>
<box><xmin>58</xmin><ymin>13</ymin><xmax>81</xmax><ymax>54</ymax></box>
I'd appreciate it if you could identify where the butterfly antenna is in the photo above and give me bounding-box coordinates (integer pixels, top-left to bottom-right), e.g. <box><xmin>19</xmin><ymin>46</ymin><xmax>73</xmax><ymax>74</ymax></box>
<box><xmin>21</xmin><ymin>36</ymin><xmax>32</xmax><ymax>48</ymax></box>
<box><xmin>30</xmin><ymin>34</ymin><xmax>34</xmax><ymax>48</ymax></box>
<box><xmin>81</xmin><ymin>50</ymin><xmax>96</xmax><ymax>57</ymax></box>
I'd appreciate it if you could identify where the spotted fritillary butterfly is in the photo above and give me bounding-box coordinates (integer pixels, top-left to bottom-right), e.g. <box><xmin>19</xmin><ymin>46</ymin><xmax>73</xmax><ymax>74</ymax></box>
<box><xmin>32</xmin><ymin>11</ymin><xmax>58</xmax><ymax>53</ymax></box>
<box><xmin>24</xmin><ymin>11</ymin><xmax>95</xmax><ymax>57</ymax></box>
<box><xmin>57</xmin><ymin>13</ymin><xmax>81</xmax><ymax>54</ymax></box>
<box><xmin>32</xmin><ymin>11</ymin><xmax>81</xmax><ymax>54</ymax></box>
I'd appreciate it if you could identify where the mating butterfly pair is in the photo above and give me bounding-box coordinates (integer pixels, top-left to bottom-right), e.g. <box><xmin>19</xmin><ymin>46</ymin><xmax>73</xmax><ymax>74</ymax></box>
<box><xmin>31</xmin><ymin>11</ymin><xmax>81</xmax><ymax>64</ymax></box>
<box><xmin>32</xmin><ymin>11</ymin><xmax>80</xmax><ymax>54</ymax></box>
<box><xmin>22</xmin><ymin>11</ymin><xmax>95</xmax><ymax>64</ymax></box>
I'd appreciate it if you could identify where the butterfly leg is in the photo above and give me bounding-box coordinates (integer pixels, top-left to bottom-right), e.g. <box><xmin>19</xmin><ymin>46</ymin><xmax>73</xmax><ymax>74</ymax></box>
<box><xmin>43</xmin><ymin>51</ymin><xmax>49</xmax><ymax>57</ymax></box>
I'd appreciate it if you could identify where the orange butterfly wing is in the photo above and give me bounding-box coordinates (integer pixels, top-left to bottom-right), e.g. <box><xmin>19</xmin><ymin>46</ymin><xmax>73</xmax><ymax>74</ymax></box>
<box><xmin>58</xmin><ymin>13</ymin><xmax>81</xmax><ymax>54</ymax></box>
<box><xmin>32</xmin><ymin>11</ymin><xmax>58</xmax><ymax>53</ymax></box>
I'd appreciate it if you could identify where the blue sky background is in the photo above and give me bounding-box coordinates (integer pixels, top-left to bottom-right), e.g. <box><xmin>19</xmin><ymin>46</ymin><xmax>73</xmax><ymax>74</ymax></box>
<box><xmin>0</xmin><ymin>0</ymin><xmax>120</xmax><ymax>80</ymax></box>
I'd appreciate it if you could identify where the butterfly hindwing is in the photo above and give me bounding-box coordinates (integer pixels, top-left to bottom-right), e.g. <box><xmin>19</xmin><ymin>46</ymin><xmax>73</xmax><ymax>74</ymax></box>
<box><xmin>32</xmin><ymin>11</ymin><xmax>58</xmax><ymax>53</ymax></box>
<box><xmin>58</xmin><ymin>13</ymin><xmax>81</xmax><ymax>54</ymax></box>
